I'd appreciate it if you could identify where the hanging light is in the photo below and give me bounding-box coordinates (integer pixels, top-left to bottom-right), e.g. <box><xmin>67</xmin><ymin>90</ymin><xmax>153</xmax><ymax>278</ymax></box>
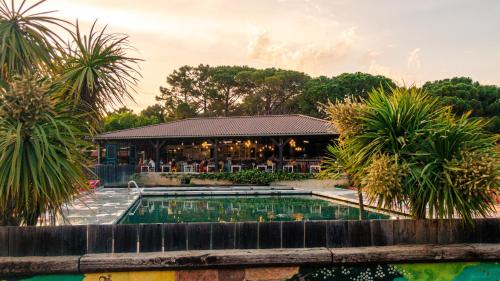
<box><xmin>290</xmin><ymin>139</ymin><xmax>296</xmax><ymax>148</ymax></box>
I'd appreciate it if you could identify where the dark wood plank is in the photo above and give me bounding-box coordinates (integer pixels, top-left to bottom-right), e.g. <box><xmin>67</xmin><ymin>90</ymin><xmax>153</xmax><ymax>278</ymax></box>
<box><xmin>258</xmin><ymin>222</ymin><xmax>281</xmax><ymax>249</ymax></box>
<box><xmin>282</xmin><ymin>221</ymin><xmax>304</xmax><ymax>248</ymax></box>
<box><xmin>478</xmin><ymin>218</ymin><xmax>500</xmax><ymax>243</ymax></box>
<box><xmin>346</xmin><ymin>220</ymin><xmax>371</xmax><ymax>247</ymax></box>
<box><xmin>305</xmin><ymin>221</ymin><xmax>327</xmax><ymax>248</ymax></box>
<box><xmin>211</xmin><ymin>223</ymin><xmax>236</xmax><ymax>250</ymax></box>
<box><xmin>326</xmin><ymin>220</ymin><xmax>348</xmax><ymax>248</ymax></box>
<box><xmin>64</xmin><ymin>225</ymin><xmax>87</xmax><ymax>255</ymax></box>
<box><xmin>370</xmin><ymin>219</ymin><xmax>394</xmax><ymax>246</ymax></box>
<box><xmin>437</xmin><ymin>220</ymin><xmax>452</xmax><ymax>244</ymax></box>
<box><xmin>394</xmin><ymin>219</ymin><xmax>416</xmax><ymax>245</ymax></box>
<box><xmin>113</xmin><ymin>224</ymin><xmax>138</xmax><ymax>253</ymax></box>
<box><xmin>415</xmin><ymin>219</ymin><xmax>438</xmax><ymax>244</ymax></box>
<box><xmin>139</xmin><ymin>224</ymin><xmax>163</xmax><ymax>252</ymax></box>
<box><xmin>163</xmin><ymin>223</ymin><xmax>187</xmax><ymax>251</ymax></box>
<box><xmin>87</xmin><ymin>224</ymin><xmax>113</xmax><ymax>254</ymax></box>
<box><xmin>236</xmin><ymin>222</ymin><xmax>258</xmax><ymax>249</ymax></box>
<box><xmin>8</xmin><ymin>226</ymin><xmax>36</xmax><ymax>256</ymax></box>
<box><xmin>187</xmin><ymin>223</ymin><xmax>211</xmax><ymax>250</ymax></box>
<box><xmin>0</xmin><ymin>227</ymin><xmax>8</xmax><ymax>256</ymax></box>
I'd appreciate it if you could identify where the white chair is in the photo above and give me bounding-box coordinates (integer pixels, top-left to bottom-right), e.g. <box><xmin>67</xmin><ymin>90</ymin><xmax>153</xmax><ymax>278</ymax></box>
<box><xmin>140</xmin><ymin>165</ymin><xmax>150</xmax><ymax>173</ymax></box>
<box><xmin>256</xmin><ymin>165</ymin><xmax>267</xmax><ymax>171</ymax></box>
<box><xmin>161</xmin><ymin>165</ymin><xmax>171</xmax><ymax>173</ymax></box>
<box><xmin>231</xmin><ymin>165</ymin><xmax>242</xmax><ymax>172</ymax></box>
<box><xmin>309</xmin><ymin>165</ymin><xmax>321</xmax><ymax>173</ymax></box>
<box><xmin>207</xmin><ymin>164</ymin><xmax>216</xmax><ymax>172</ymax></box>
<box><xmin>283</xmin><ymin>165</ymin><xmax>294</xmax><ymax>173</ymax></box>
<box><xmin>183</xmin><ymin>164</ymin><xmax>194</xmax><ymax>173</ymax></box>
<box><xmin>267</xmin><ymin>163</ymin><xmax>275</xmax><ymax>173</ymax></box>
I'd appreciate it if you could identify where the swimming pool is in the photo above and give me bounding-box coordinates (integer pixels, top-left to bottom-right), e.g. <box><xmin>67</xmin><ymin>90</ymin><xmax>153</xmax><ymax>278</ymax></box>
<box><xmin>118</xmin><ymin>195</ymin><xmax>389</xmax><ymax>224</ymax></box>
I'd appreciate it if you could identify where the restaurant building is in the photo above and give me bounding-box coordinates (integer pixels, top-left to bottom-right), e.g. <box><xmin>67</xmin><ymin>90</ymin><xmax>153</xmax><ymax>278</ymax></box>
<box><xmin>92</xmin><ymin>115</ymin><xmax>337</xmax><ymax>181</ymax></box>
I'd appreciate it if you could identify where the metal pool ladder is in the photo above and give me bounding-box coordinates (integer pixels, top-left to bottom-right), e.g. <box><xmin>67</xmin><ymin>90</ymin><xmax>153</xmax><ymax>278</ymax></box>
<box><xmin>128</xmin><ymin>180</ymin><xmax>142</xmax><ymax>195</ymax></box>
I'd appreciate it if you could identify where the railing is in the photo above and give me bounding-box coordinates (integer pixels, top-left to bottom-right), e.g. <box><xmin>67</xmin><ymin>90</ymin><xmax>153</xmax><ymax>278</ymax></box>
<box><xmin>127</xmin><ymin>180</ymin><xmax>142</xmax><ymax>195</ymax></box>
<box><xmin>0</xmin><ymin>218</ymin><xmax>498</xmax><ymax>256</ymax></box>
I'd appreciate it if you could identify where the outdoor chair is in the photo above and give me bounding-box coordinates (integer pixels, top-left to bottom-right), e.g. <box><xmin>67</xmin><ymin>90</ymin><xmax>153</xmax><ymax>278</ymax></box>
<box><xmin>161</xmin><ymin>165</ymin><xmax>171</xmax><ymax>173</ymax></box>
<box><xmin>231</xmin><ymin>165</ymin><xmax>242</xmax><ymax>172</ymax></box>
<box><xmin>256</xmin><ymin>164</ymin><xmax>267</xmax><ymax>171</ymax></box>
<box><xmin>283</xmin><ymin>165</ymin><xmax>294</xmax><ymax>173</ymax></box>
<box><xmin>309</xmin><ymin>165</ymin><xmax>321</xmax><ymax>173</ymax></box>
<box><xmin>140</xmin><ymin>165</ymin><xmax>151</xmax><ymax>173</ymax></box>
<box><xmin>207</xmin><ymin>164</ymin><xmax>216</xmax><ymax>172</ymax></box>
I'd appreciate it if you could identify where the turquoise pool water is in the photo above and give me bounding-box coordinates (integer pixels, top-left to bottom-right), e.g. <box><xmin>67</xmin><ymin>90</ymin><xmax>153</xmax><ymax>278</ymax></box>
<box><xmin>118</xmin><ymin>195</ymin><xmax>389</xmax><ymax>224</ymax></box>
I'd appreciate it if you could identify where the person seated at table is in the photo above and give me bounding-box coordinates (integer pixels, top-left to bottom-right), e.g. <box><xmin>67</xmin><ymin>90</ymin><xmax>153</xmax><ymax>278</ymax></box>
<box><xmin>171</xmin><ymin>159</ymin><xmax>177</xmax><ymax>172</ymax></box>
<box><xmin>148</xmin><ymin>158</ymin><xmax>156</xmax><ymax>171</ymax></box>
<box><xmin>199</xmin><ymin>159</ymin><xmax>207</xmax><ymax>172</ymax></box>
<box><xmin>218</xmin><ymin>160</ymin><xmax>225</xmax><ymax>172</ymax></box>
<box><xmin>136</xmin><ymin>158</ymin><xmax>143</xmax><ymax>171</ymax></box>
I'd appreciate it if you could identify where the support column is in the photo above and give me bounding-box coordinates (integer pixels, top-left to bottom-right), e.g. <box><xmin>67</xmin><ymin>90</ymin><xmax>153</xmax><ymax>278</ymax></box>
<box><xmin>97</xmin><ymin>143</ymin><xmax>101</xmax><ymax>165</ymax></box>
<box><xmin>154</xmin><ymin>140</ymin><xmax>160</xmax><ymax>172</ymax></box>
<box><xmin>272</xmin><ymin>137</ymin><xmax>290</xmax><ymax>171</ymax></box>
<box><xmin>278</xmin><ymin>138</ymin><xmax>284</xmax><ymax>171</ymax></box>
<box><xmin>213</xmin><ymin>139</ymin><xmax>219</xmax><ymax>171</ymax></box>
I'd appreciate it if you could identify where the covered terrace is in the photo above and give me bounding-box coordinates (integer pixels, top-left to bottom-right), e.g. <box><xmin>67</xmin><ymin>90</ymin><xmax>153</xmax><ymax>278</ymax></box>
<box><xmin>92</xmin><ymin>115</ymin><xmax>337</xmax><ymax>178</ymax></box>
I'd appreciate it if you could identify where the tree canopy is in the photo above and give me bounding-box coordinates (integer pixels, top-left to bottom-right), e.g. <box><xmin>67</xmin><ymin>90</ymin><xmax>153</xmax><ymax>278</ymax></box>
<box><xmin>423</xmin><ymin>77</ymin><xmax>500</xmax><ymax>133</ymax></box>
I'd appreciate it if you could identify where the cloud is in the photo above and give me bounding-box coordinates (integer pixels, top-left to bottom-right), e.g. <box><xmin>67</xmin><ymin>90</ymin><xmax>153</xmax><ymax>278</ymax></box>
<box><xmin>407</xmin><ymin>48</ymin><xmax>421</xmax><ymax>69</ymax></box>
<box><xmin>246</xmin><ymin>27</ymin><xmax>357</xmax><ymax>73</ymax></box>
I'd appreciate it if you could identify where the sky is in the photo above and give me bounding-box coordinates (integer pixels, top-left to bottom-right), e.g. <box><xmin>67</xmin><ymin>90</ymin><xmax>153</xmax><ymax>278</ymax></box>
<box><xmin>38</xmin><ymin>0</ymin><xmax>500</xmax><ymax>111</ymax></box>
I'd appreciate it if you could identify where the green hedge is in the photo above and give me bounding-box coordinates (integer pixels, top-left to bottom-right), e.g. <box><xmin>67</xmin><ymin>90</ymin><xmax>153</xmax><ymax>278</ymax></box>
<box><xmin>192</xmin><ymin>169</ymin><xmax>313</xmax><ymax>185</ymax></box>
<box><xmin>132</xmin><ymin>170</ymin><xmax>314</xmax><ymax>185</ymax></box>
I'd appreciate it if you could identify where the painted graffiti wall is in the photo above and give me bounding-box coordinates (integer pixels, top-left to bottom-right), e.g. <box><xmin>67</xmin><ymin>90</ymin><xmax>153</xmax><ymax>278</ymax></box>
<box><xmin>2</xmin><ymin>262</ymin><xmax>499</xmax><ymax>281</ymax></box>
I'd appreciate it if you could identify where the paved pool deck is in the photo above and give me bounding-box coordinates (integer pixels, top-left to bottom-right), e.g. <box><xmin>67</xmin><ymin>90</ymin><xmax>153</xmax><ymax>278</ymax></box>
<box><xmin>58</xmin><ymin>188</ymin><xmax>139</xmax><ymax>225</ymax></box>
<box><xmin>59</xmin><ymin>184</ymin><xmax>499</xmax><ymax>225</ymax></box>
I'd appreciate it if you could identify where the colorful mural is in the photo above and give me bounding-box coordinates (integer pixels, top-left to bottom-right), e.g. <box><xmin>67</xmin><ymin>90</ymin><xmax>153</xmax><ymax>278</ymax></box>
<box><xmin>2</xmin><ymin>262</ymin><xmax>499</xmax><ymax>281</ymax></box>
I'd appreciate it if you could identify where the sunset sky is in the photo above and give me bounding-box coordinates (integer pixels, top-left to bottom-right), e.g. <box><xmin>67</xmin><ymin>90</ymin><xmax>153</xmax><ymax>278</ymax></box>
<box><xmin>41</xmin><ymin>0</ymin><xmax>500</xmax><ymax>111</ymax></box>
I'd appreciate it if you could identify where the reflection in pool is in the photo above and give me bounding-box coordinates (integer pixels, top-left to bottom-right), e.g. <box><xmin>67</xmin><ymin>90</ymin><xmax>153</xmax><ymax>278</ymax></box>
<box><xmin>118</xmin><ymin>195</ymin><xmax>389</xmax><ymax>224</ymax></box>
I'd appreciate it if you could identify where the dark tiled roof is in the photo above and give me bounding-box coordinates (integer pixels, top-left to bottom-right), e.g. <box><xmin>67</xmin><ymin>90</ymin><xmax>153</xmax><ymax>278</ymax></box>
<box><xmin>94</xmin><ymin>115</ymin><xmax>337</xmax><ymax>140</ymax></box>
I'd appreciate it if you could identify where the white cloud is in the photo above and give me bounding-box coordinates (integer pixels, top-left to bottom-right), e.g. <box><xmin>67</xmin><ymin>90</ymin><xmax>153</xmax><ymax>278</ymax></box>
<box><xmin>246</xmin><ymin>27</ymin><xmax>357</xmax><ymax>73</ymax></box>
<box><xmin>407</xmin><ymin>48</ymin><xmax>421</xmax><ymax>69</ymax></box>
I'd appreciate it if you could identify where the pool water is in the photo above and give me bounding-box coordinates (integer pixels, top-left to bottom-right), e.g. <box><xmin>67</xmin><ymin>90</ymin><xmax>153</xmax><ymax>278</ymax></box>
<box><xmin>118</xmin><ymin>195</ymin><xmax>389</xmax><ymax>224</ymax></box>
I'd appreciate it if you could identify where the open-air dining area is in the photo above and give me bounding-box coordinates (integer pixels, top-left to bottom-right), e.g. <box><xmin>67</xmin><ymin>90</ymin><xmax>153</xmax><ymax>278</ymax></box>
<box><xmin>91</xmin><ymin>115</ymin><xmax>336</xmax><ymax>185</ymax></box>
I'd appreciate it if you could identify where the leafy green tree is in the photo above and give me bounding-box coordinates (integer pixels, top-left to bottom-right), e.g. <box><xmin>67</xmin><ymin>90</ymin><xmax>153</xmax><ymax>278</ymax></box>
<box><xmin>236</xmin><ymin>68</ymin><xmax>310</xmax><ymax>115</ymax></box>
<box><xmin>298</xmin><ymin>72</ymin><xmax>396</xmax><ymax>117</ymax></box>
<box><xmin>211</xmin><ymin>65</ymin><xmax>254</xmax><ymax>116</ymax></box>
<box><xmin>158</xmin><ymin>64</ymin><xmax>217</xmax><ymax>116</ymax></box>
<box><xmin>103</xmin><ymin>107</ymin><xmax>160</xmax><ymax>132</ymax></box>
<box><xmin>140</xmin><ymin>104</ymin><xmax>165</xmax><ymax>122</ymax></box>
<box><xmin>423</xmin><ymin>77</ymin><xmax>500</xmax><ymax>133</ymax></box>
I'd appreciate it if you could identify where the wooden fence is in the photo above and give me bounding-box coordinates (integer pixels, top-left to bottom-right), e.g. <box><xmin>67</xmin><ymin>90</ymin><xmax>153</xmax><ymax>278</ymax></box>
<box><xmin>1</xmin><ymin>218</ymin><xmax>499</xmax><ymax>257</ymax></box>
<box><xmin>91</xmin><ymin>164</ymin><xmax>136</xmax><ymax>187</ymax></box>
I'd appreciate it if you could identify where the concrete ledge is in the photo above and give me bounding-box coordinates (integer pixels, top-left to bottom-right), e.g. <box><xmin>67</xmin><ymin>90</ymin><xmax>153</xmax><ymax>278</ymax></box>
<box><xmin>0</xmin><ymin>256</ymin><xmax>80</xmax><ymax>276</ymax></box>
<box><xmin>2</xmin><ymin>244</ymin><xmax>499</xmax><ymax>277</ymax></box>
<box><xmin>79</xmin><ymin>248</ymin><xmax>332</xmax><ymax>272</ymax></box>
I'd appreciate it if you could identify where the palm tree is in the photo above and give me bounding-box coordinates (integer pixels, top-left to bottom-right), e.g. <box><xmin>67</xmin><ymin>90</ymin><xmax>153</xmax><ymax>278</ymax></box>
<box><xmin>0</xmin><ymin>0</ymin><xmax>67</xmax><ymax>84</ymax></box>
<box><xmin>55</xmin><ymin>21</ymin><xmax>141</xmax><ymax>124</ymax></box>
<box><xmin>324</xmin><ymin>87</ymin><xmax>498</xmax><ymax>223</ymax></box>
<box><xmin>0</xmin><ymin>1</ymin><xmax>141</xmax><ymax>225</ymax></box>
<box><xmin>0</xmin><ymin>75</ymin><xmax>89</xmax><ymax>225</ymax></box>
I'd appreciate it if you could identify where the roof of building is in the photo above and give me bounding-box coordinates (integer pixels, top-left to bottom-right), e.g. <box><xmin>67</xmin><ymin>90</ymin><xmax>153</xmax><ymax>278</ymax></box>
<box><xmin>94</xmin><ymin>114</ymin><xmax>337</xmax><ymax>140</ymax></box>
